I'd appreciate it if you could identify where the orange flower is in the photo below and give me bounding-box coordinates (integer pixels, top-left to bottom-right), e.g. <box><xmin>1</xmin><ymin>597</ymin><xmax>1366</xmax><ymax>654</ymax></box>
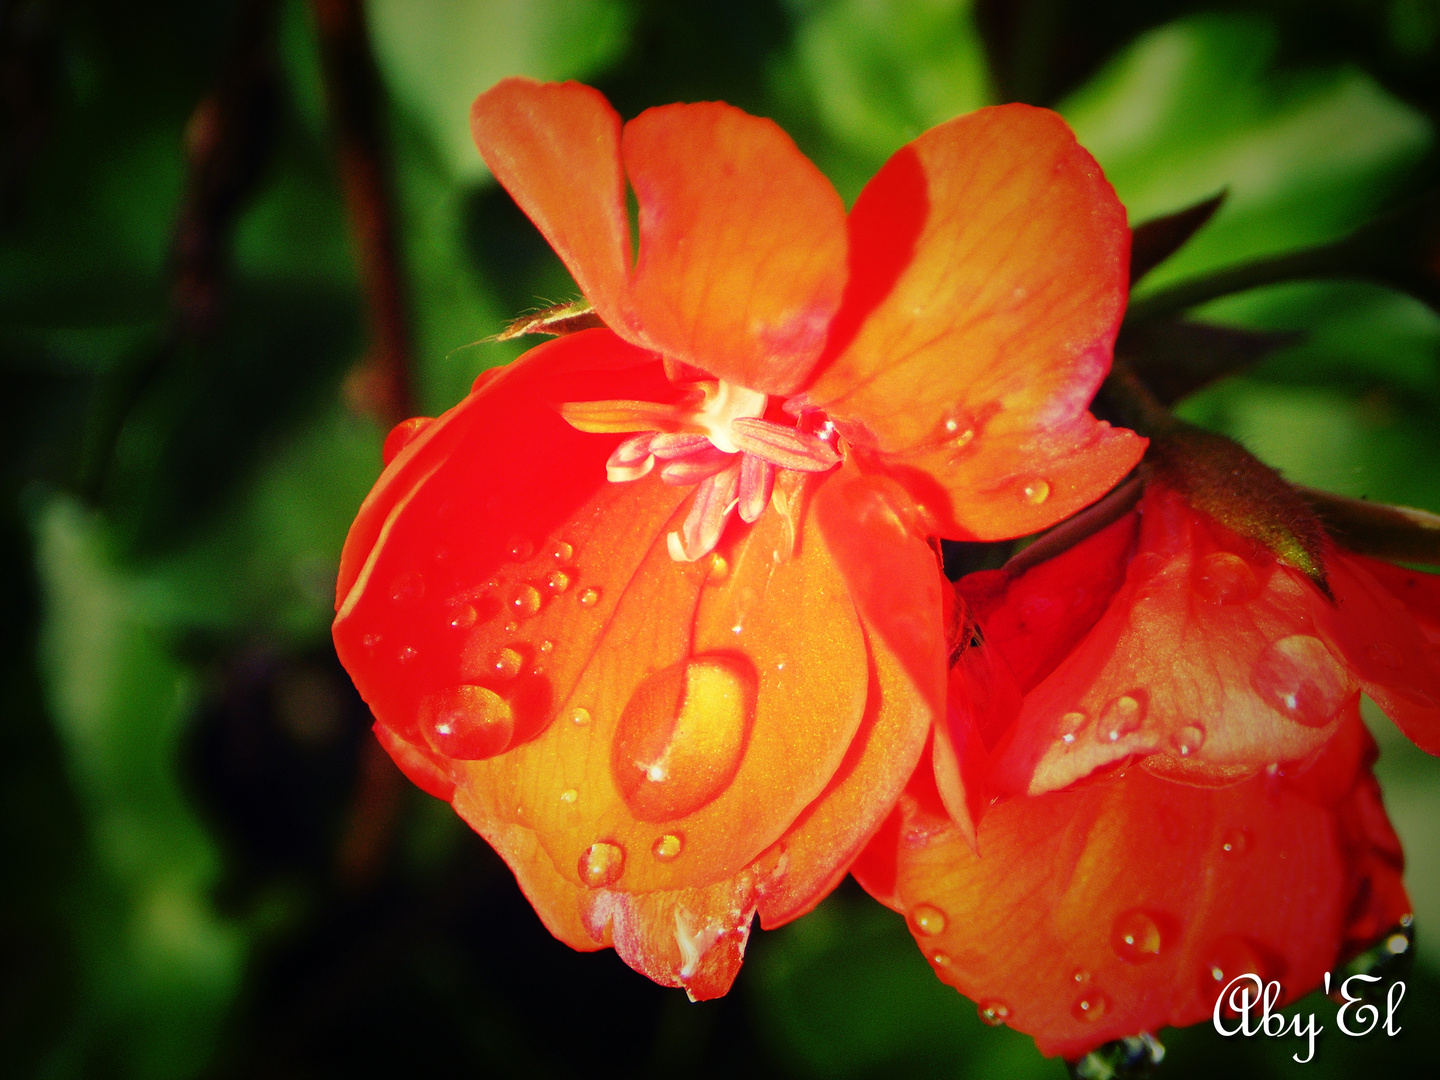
<box><xmin>856</xmin><ymin>482</ymin><xmax>1434</xmax><ymax>1056</ymax></box>
<box><xmin>332</xmin><ymin>78</ymin><xmax>1143</xmax><ymax>997</ymax></box>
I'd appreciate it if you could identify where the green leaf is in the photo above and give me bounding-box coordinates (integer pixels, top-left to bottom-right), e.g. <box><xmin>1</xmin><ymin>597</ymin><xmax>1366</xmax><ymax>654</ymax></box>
<box><xmin>367</xmin><ymin>0</ymin><xmax>633</xmax><ymax>183</ymax></box>
<box><xmin>34</xmin><ymin>495</ymin><xmax>246</xmax><ymax>1080</ymax></box>
<box><xmin>1061</xmin><ymin>14</ymin><xmax>1432</xmax><ymax>294</ymax></box>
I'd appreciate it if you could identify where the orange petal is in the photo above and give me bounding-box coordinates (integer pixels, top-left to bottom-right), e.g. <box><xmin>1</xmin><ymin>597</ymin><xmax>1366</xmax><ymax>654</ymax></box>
<box><xmin>756</xmin><ymin>472</ymin><xmax>946</xmax><ymax>926</ymax></box>
<box><xmin>623</xmin><ymin>102</ymin><xmax>848</xmax><ymax>394</ymax></box>
<box><xmin>884</xmin><ymin>710</ymin><xmax>1406</xmax><ymax>1059</ymax></box>
<box><xmin>470</xmin><ymin>79</ymin><xmax>635</xmax><ymax>334</ymax></box>
<box><xmin>1314</xmin><ymin>552</ymin><xmax>1440</xmax><ymax>755</ymax></box>
<box><xmin>989</xmin><ymin>486</ymin><xmax>1357</xmax><ymax>796</ymax></box>
<box><xmin>802</xmin><ymin>104</ymin><xmax>1140</xmax><ymax>539</ymax></box>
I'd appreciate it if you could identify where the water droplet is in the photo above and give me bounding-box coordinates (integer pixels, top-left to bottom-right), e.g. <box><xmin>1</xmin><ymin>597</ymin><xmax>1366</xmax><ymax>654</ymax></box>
<box><xmin>1072</xmin><ymin>991</ymin><xmax>1110</xmax><ymax>1022</ymax></box>
<box><xmin>1098</xmin><ymin>695</ymin><xmax>1144</xmax><ymax>742</ymax></box>
<box><xmin>450</xmin><ymin>604</ymin><xmax>477</xmax><ymax>630</ymax></box>
<box><xmin>398</xmin><ymin>646</ymin><xmax>418</xmax><ymax>664</ymax></box>
<box><xmin>560</xmin><ymin>788</ymin><xmax>578</xmax><ymax>804</ymax></box>
<box><xmin>1172</xmin><ymin>723</ymin><xmax>1206</xmax><ymax>756</ymax></box>
<box><xmin>420</xmin><ymin>685</ymin><xmax>515</xmax><ymax>759</ymax></box>
<box><xmin>549</xmin><ymin>539</ymin><xmax>574</xmax><ymax>562</ymax></box>
<box><xmin>578</xmin><ymin>841</ymin><xmax>625</xmax><ymax>887</ymax></box>
<box><xmin>508</xmin><ymin>538</ymin><xmax>535</xmax><ymax>562</ymax></box>
<box><xmin>937</xmin><ymin>409</ymin><xmax>977</xmax><ymax>457</ymax></box>
<box><xmin>1023</xmin><ymin>479</ymin><xmax>1051</xmax><ymax>505</ymax></box>
<box><xmin>978</xmin><ymin>1000</ymin><xmax>1012</xmax><ymax>1026</ymax></box>
<box><xmin>1072</xmin><ymin>968</ymin><xmax>1093</xmax><ymax>987</ymax></box>
<box><xmin>504</xmin><ymin>620</ymin><xmax>519</xmax><ymax>634</ymax></box>
<box><xmin>509</xmin><ymin>584</ymin><xmax>543</xmax><ymax>619</ymax></box>
<box><xmin>613</xmin><ymin>655</ymin><xmax>757</xmax><ymax>820</ymax></box>
<box><xmin>1221</xmin><ymin>827</ymin><xmax>1251</xmax><ymax>856</ymax></box>
<box><xmin>706</xmin><ymin>553</ymin><xmax>730</xmax><ymax>584</ymax></box>
<box><xmin>1366</xmin><ymin>642</ymin><xmax>1403</xmax><ymax>669</ymax></box>
<box><xmin>390</xmin><ymin>571</ymin><xmax>425</xmax><ymax>603</ymax></box>
<box><xmin>912</xmin><ymin>904</ymin><xmax>947</xmax><ymax>936</ymax></box>
<box><xmin>362</xmin><ymin>633</ymin><xmax>380</xmax><ymax>648</ymax></box>
<box><xmin>539</xmin><ymin>639</ymin><xmax>555</xmax><ymax>654</ymax></box>
<box><xmin>932</xmin><ymin>951</ymin><xmax>952</xmax><ymax>967</ymax></box>
<box><xmin>1112</xmin><ymin>909</ymin><xmax>1164</xmax><ymax>962</ymax></box>
<box><xmin>1195</xmin><ymin>551</ymin><xmax>1259</xmax><ymax>605</ymax></box>
<box><xmin>1199</xmin><ymin>937</ymin><xmax>1270</xmax><ymax>1002</ymax></box>
<box><xmin>1059</xmin><ymin>710</ymin><xmax>1089</xmax><ymax>744</ymax></box>
<box><xmin>578</xmin><ymin>587</ymin><xmax>601</xmax><ymax>607</ymax></box>
<box><xmin>569</xmin><ymin>706</ymin><xmax>592</xmax><ymax>726</ymax></box>
<box><xmin>492</xmin><ymin>647</ymin><xmax>523</xmax><ymax>679</ymax></box>
<box><xmin>546</xmin><ymin>569</ymin><xmax>573</xmax><ymax>595</ymax></box>
<box><xmin>1251</xmin><ymin>634</ymin><xmax>1352</xmax><ymax>728</ymax></box>
<box><xmin>652</xmin><ymin>833</ymin><xmax>684</xmax><ymax>861</ymax></box>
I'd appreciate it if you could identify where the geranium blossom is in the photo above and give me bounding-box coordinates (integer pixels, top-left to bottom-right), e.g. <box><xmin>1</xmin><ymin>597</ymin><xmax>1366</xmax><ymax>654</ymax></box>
<box><xmin>856</xmin><ymin>480</ymin><xmax>1437</xmax><ymax>1056</ymax></box>
<box><xmin>332</xmin><ymin>78</ymin><xmax>1142</xmax><ymax>997</ymax></box>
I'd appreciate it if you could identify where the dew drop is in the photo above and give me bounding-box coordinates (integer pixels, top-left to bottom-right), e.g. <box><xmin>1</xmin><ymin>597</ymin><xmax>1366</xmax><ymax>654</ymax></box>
<box><xmin>1072</xmin><ymin>968</ymin><xmax>1093</xmax><ymax>987</ymax></box>
<box><xmin>390</xmin><ymin>571</ymin><xmax>425</xmax><ymax>603</ymax></box>
<box><xmin>546</xmin><ymin>569</ymin><xmax>573</xmax><ymax>595</ymax></box>
<box><xmin>1023</xmin><ymin>479</ymin><xmax>1051</xmax><ymax>505</ymax></box>
<box><xmin>362</xmin><ymin>633</ymin><xmax>380</xmax><ymax>649</ymax></box>
<box><xmin>549</xmin><ymin>539</ymin><xmax>574</xmax><ymax>562</ymax></box>
<box><xmin>578</xmin><ymin>841</ymin><xmax>625</xmax><ymax>887</ymax></box>
<box><xmin>539</xmin><ymin>639</ymin><xmax>555</xmax><ymax>654</ymax></box>
<box><xmin>613</xmin><ymin>655</ymin><xmax>758</xmax><ymax>820</ymax></box>
<box><xmin>1058</xmin><ymin>710</ymin><xmax>1089</xmax><ymax>744</ymax></box>
<box><xmin>1199</xmin><ymin>936</ymin><xmax>1270</xmax><ymax>1002</ymax></box>
<box><xmin>1195</xmin><ymin>551</ymin><xmax>1260</xmax><ymax>605</ymax></box>
<box><xmin>1072</xmin><ymin>991</ymin><xmax>1110</xmax><ymax>1022</ymax></box>
<box><xmin>1111</xmin><ymin>909</ymin><xmax>1164</xmax><ymax>962</ymax></box>
<box><xmin>492</xmin><ymin>647</ymin><xmax>523</xmax><ymax>679</ymax></box>
<box><xmin>578</xmin><ymin>587</ymin><xmax>601</xmax><ymax>607</ymax></box>
<box><xmin>1366</xmin><ymin>642</ymin><xmax>1403</xmax><ymax>670</ymax></box>
<box><xmin>569</xmin><ymin>706</ymin><xmax>592</xmax><ymax>726</ymax></box>
<box><xmin>508</xmin><ymin>538</ymin><xmax>535</xmax><ymax>562</ymax></box>
<box><xmin>509</xmin><ymin>584</ymin><xmax>543</xmax><ymax>619</ymax></box>
<box><xmin>652</xmin><ymin>833</ymin><xmax>684</xmax><ymax>861</ymax></box>
<box><xmin>1251</xmin><ymin>634</ymin><xmax>1352</xmax><ymax>728</ymax></box>
<box><xmin>1172</xmin><ymin>723</ymin><xmax>1206</xmax><ymax>756</ymax></box>
<box><xmin>937</xmin><ymin>409</ymin><xmax>977</xmax><ymax>457</ymax></box>
<box><xmin>504</xmin><ymin>620</ymin><xmax>519</xmax><ymax>634</ymax></box>
<box><xmin>420</xmin><ymin>685</ymin><xmax>515</xmax><ymax>760</ymax></box>
<box><xmin>1098</xmin><ymin>695</ymin><xmax>1144</xmax><ymax>742</ymax></box>
<box><xmin>1221</xmin><ymin>827</ymin><xmax>1252</xmax><ymax>856</ymax></box>
<box><xmin>707</xmin><ymin>553</ymin><xmax>730</xmax><ymax>584</ymax></box>
<box><xmin>398</xmin><ymin>646</ymin><xmax>418</xmax><ymax>664</ymax></box>
<box><xmin>978</xmin><ymin>1000</ymin><xmax>1012</xmax><ymax>1027</ymax></box>
<box><xmin>932</xmin><ymin>951</ymin><xmax>952</xmax><ymax>968</ymax></box>
<box><xmin>450</xmin><ymin>604</ymin><xmax>477</xmax><ymax>630</ymax></box>
<box><xmin>560</xmin><ymin>788</ymin><xmax>578</xmax><ymax>804</ymax></box>
<box><xmin>911</xmin><ymin>904</ymin><xmax>947</xmax><ymax>936</ymax></box>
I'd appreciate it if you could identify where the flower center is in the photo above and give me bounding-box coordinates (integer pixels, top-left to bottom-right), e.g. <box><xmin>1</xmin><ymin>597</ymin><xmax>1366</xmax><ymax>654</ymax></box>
<box><xmin>560</xmin><ymin>378</ymin><xmax>841</xmax><ymax>562</ymax></box>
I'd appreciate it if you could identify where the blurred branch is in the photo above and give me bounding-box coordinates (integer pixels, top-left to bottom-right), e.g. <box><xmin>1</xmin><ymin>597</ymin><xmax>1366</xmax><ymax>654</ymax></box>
<box><xmin>309</xmin><ymin>0</ymin><xmax>415</xmax><ymax>428</ymax></box>
<box><xmin>79</xmin><ymin>0</ymin><xmax>283</xmax><ymax>498</ymax></box>
<box><xmin>1129</xmin><ymin>191</ymin><xmax>1226</xmax><ymax>287</ymax></box>
<box><xmin>1126</xmin><ymin>188</ymin><xmax>1440</xmax><ymax>325</ymax></box>
<box><xmin>1301</xmin><ymin>487</ymin><xmax>1440</xmax><ymax>566</ymax></box>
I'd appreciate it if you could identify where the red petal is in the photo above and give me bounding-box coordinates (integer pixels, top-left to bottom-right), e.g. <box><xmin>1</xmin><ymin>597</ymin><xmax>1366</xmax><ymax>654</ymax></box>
<box><xmin>802</xmin><ymin>104</ymin><xmax>1140</xmax><ymax>539</ymax></box>
<box><xmin>1314</xmin><ymin>552</ymin><xmax>1440</xmax><ymax>755</ymax></box>
<box><xmin>883</xmin><ymin>709</ymin><xmax>1406</xmax><ymax>1059</ymax></box>
<box><xmin>623</xmin><ymin>102</ymin><xmax>848</xmax><ymax>394</ymax></box>
<box><xmin>470</xmin><ymin>79</ymin><xmax>635</xmax><ymax>334</ymax></box>
<box><xmin>988</xmin><ymin>487</ymin><xmax>1357</xmax><ymax>796</ymax></box>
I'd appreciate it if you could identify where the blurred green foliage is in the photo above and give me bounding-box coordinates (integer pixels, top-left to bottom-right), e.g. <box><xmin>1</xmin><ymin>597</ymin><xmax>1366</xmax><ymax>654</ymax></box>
<box><xmin>4</xmin><ymin>1</ymin><xmax>1440</xmax><ymax>1078</ymax></box>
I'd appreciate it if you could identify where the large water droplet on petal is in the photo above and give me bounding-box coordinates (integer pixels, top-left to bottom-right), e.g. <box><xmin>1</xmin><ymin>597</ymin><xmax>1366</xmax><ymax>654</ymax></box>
<box><xmin>578</xmin><ymin>841</ymin><xmax>625</xmax><ymax>887</ymax></box>
<box><xmin>978</xmin><ymin>1000</ymin><xmax>1011</xmax><ymax>1026</ymax></box>
<box><xmin>1072</xmin><ymin>990</ymin><xmax>1110</xmax><ymax>1022</ymax></box>
<box><xmin>1098</xmin><ymin>694</ymin><xmax>1145</xmax><ymax>742</ymax></box>
<box><xmin>1111</xmin><ymin>909</ymin><xmax>1164</xmax><ymax>962</ymax></box>
<box><xmin>569</xmin><ymin>706</ymin><xmax>592</xmax><ymax>726</ymax></box>
<box><xmin>491</xmin><ymin>646</ymin><xmax>524</xmax><ymax>680</ymax></box>
<box><xmin>549</xmin><ymin>539</ymin><xmax>574</xmax><ymax>562</ymax></box>
<box><xmin>578</xmin><ymin>587</ymin><xmax>601</xmax><ymax>607</ymax></box>
<box><xmin>1199</xmin><ymin>936</ymin><xmax>1271</xmax><ymax>1003</ymax></box>
<box><xmin>449</xmin><ymin>604</ymin><xmax>477</xmax><ymax>630</ymax></box>
<box><xmin>546</xmin><ymin>569</ymin><xmax>573</xmax><ymax>595</ymax></box>
<box><xmin>420</xmin><ymin>685</ymin><xmax>514</xmax><ymax>760</ymax></box>
<box><xmin>613</xmin><ymin>655</ymin><xmax>757</xmax><ymax>820</ymax></box>
<box><xmin>911</xmin><ymin>904</ymin><xmax>947</xmax><ymax>936</ymax></box>
<box><xmin>1059</xmin><ymin>710</ymin><xmax>1089</xmax><ymax>744</ymax></box>
<box><xmin>1251</xmin><ymin>634</ymin><xmax>1353</xmax><ymax>728</ymax></box>
<box><xmin>1195</xmin><ymin>551</ymin><xmax>1260</xmax><ymax>605</ymax></box>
